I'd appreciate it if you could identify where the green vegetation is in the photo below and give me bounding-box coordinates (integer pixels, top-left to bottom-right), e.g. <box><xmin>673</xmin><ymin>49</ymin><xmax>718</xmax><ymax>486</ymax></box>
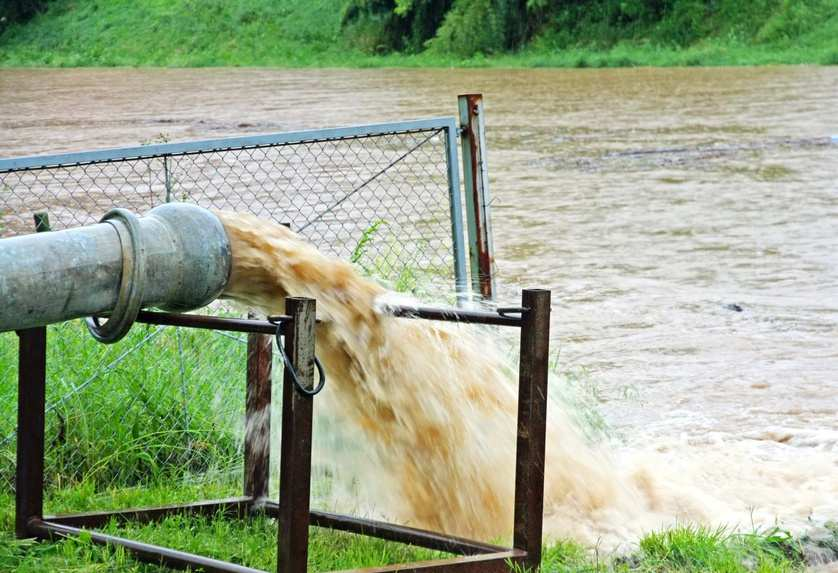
<box><xmin>0</xmin><ymin>487</ymin><xmax>448</xmax><ymax>572</ymax></box>
<box><xmin>0</xmin><ymin>0</ymin><xmax>836</xmax><ymax>67</ymax></box>
<box><xmin>0</xmin><ymin>320</ymin><xmax>246</xmax><ymax>495</ymax></box>
<box><xmin>350</xmin><ymin>219</ymin><xmax>386</xmax><ymax>266</ymax></box>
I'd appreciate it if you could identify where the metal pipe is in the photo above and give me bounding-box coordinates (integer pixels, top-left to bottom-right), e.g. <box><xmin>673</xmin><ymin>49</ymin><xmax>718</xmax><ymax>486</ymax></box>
<box><xmin>30</xmin><ymin>519</ymin><xmax>267</xmax><ymax>573</ymax></box>
<box><xmin>380</xmin><ymin>303</ymin><xmax>523</xmax><ymax>327</ymax></box>
<box><xmin>0</xmin><ymin>203</ymin><xmax>231</xmax><ymax>341</ymax></box>
<box><xmin>136</xmin><ymin>311</ymin><xmax>280</xmax><ymax>335</ymax></box>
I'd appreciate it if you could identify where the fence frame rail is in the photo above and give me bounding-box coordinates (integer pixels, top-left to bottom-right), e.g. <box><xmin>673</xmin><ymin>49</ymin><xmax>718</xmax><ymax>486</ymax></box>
<box><xmin>0</xmin><ymin>118</ymin><xmax>457</xmax><ymax>172</ymax></box>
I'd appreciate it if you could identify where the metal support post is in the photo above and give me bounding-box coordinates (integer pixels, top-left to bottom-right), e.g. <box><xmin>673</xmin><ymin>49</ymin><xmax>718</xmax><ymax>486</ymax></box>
<box><xmin>277</xmin><ymin>297</ymin><xmax>317</xmax><ymax>573</ymax></box>
<box><xmin>15</xmin><ymin>213</ymin><xmax>51</xmax><ymax>538</ymax></box>
<box><xmin>15</xmin><ymin>327</ymin><xmax>46</xmax><ymax>539</ymax></box>
<box><xmin>458</xmin><ymin>94</ymin><xmax>496</xmax><ymax>301</ymax></box>
<box><xmin>244</xmin><ymin>325</ymin><xmax>273</xmax><ymax>500</ymax></box>
<box><xmin>513</xmin><ymin>289</ymin><xmax>551</xmax><ymax>569</ymax></box>
<box><xmin>443</xmin><ymin>120</ymin><xmax>469</xmax><ymax>306</ymax></box>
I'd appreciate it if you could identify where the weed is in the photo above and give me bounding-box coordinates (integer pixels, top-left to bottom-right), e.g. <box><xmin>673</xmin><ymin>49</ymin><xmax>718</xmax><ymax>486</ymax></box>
<box><xmin>349</xmin><ymin>218</ymin><xmax>386</xmax><ymax>266</ymax></box>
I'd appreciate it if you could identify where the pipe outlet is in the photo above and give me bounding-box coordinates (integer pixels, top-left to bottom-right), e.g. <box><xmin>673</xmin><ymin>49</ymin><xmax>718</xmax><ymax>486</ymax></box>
<box><xmin>0</xmin><ymin>203</ymin><xmax>232</xmax><ymax>342</ymax></box>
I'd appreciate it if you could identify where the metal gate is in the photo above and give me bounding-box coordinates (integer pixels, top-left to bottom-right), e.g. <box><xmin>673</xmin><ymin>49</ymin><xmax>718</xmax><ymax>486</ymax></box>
<box><xmin>0</xmin><ymin>96</ymin><xmax>495</xmax><ymax>500</ymax></box>
<box><xmin>0</xmin><ymin>117</ymin><xmax>470</xmax><ymax>298</ymax></box>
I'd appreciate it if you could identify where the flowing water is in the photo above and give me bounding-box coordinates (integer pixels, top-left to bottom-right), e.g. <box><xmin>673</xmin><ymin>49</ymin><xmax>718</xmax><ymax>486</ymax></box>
<box><xmin>218</xmin><ymin>212</ymin><xmax>526</xmax><ymax>539</ymax></box>
<box><xmin>1</xmin><ymin>67</ymin><xmax>836</xmax><ymax>547</ymax></box>
<box><xmin>217</xmin><ymin>210</ymin><xmax>711</xmax><ymax>546</ymax></box>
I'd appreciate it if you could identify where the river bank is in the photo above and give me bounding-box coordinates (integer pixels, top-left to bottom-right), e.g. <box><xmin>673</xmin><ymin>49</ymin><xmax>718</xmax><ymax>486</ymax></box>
<box><xmin>0</xmin><ymin>0</ymin><xmax>836</xmax><ymax>68</ymax></box>
<box><xmin>2</xmin><ymin>43</ymin><xmax>836</xmax><ymax>69</ymax></box>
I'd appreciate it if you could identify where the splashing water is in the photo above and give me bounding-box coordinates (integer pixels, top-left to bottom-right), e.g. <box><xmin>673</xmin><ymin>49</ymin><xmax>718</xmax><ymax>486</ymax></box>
<box><xmin>216</xmin><ymin>212</ymin><xmax>837</xmax><ymax>548</ymax></box>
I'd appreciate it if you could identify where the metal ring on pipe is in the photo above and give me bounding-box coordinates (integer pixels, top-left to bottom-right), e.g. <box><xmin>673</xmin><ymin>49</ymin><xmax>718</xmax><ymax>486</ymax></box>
<box><xmin>86</xmin><ymin>209</ymin><xmax>146</xmax><ymax>344</ymax></box>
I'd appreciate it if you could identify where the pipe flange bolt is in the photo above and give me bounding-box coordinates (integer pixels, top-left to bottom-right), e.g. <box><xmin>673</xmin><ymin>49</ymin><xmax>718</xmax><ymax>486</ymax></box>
<box><xmin>86</xmin><ymin>208</ymin><xmax>146</xmax><ymax>343</ymax></box>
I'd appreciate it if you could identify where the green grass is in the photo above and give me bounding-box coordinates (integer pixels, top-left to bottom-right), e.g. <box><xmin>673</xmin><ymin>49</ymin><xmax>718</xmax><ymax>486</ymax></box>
<box><xmin>0</xmin><ymin>0</ymin><xmax>836</xmax><ymax>67</ymax></box>
<box><xmin>0</xmin><ymin>320</ymin><xmax>264</xmax><ymax>570</ymax></box>
<box><xmin>0</xmin><ymin>486</ymin><xmax>450</xmax><ymax>572</ymax></box>
<box><xmin>0</xmin><ymin>318</ymin><xmax>249</xmax><ymax>497</ymax></box>
<box><xmin>634</xmin><ymin>525</ymin><xmax>804</xmax><ymax>573</ymax></box>
<box><xmin>0</xmin><ymin>475</ymin><xmax>818</xmax><ymax>572</ymax></box>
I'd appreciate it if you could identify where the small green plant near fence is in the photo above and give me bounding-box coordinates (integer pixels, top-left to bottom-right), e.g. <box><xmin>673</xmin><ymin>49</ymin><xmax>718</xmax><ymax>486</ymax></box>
<box><xmin>349</xmin><ymin>218</ymin><xmax>386</xmax><ymax>267</ymax></box>
<box><xmin>348</xmin><ymin>218</ymin><xmax>452</xmax><ymax>299</ymax></box>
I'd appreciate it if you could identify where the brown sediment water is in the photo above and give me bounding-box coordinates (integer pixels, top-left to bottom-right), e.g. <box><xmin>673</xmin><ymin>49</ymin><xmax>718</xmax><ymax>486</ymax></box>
<box><xmin>217</xmin><ymin>211</ymin><xmax>639</xmax><ymax>541</ymax></box>
<box><xmin>2</xmin><ymin>67</ymin><xmax>836</xmax><ymax>547</ymax></box>
<box><xmin>216</xmin><ymin>211</ymin><xmax>835</xmax><ymax>547</ymax></box>
<box><xmin>218</xmin><ymin>210</ymin><xmax>524</xmax><ymax>538</ymax></box>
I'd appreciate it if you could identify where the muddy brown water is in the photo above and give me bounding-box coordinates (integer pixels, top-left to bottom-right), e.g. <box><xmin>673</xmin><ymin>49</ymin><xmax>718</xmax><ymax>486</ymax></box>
<box><xmin>1</xmin><ymin>67</ymin><xmax>836</xmax><ymax>542</ymax></box>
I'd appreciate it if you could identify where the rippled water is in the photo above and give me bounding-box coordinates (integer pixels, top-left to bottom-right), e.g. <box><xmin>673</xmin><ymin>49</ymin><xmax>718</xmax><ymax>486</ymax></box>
<box><xmin>1</xmin><ymin>67</ymin><xmax>836</xmax><ymax>535</ymax></box>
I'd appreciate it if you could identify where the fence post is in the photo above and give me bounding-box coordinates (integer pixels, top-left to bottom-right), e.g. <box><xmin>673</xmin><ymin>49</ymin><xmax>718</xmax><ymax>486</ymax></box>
<box><xmin>458</xmin><ymin>94</ymin><xmax>496</xmax><ymax>301</ymax></box>
<box><xmin>443</xmin><ymin>120</ymin><xmax>470</xmax><ymax>307</ymax></box>
<box><xmin>163</xmin><ymin>156</ymin><xmax>173</xmax><ymax>203</ymax></box>
<box><xmin>15</xmin><ymin>213</ymin><xmax>50</xmax><ymax>538</ymax></box>
<box><xmin>244</xmin><ymin>323</ymin><xmax>272</xmax><ymax>501</ymax></box>
<box><xmin>33</xmin><ymin>212</ymin><xmax>51</xmax><ymax>233</ymax></box>
<box><xmin>513</xmin><ymin>289</ymin><xmax>551</xmax><ymax>570</ymax></box>
<box><xmin>277</xmin><ymin>297</ymin><xmax>316</xmax><ymax>573</ymax></box>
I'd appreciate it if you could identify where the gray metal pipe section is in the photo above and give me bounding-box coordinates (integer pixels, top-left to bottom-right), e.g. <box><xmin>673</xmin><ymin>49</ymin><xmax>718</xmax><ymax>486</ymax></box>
<box><xmin>0</xmin><ymin>203</ymin><xmax>232</xmax><ymax>336</ymax></box>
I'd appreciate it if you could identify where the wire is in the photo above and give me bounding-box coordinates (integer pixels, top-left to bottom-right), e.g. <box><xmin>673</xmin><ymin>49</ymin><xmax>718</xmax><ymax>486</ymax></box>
<box><xmin>274</xmin><ymin>324</ymin><xmax>327</xmax><ymax>397</ymax></box>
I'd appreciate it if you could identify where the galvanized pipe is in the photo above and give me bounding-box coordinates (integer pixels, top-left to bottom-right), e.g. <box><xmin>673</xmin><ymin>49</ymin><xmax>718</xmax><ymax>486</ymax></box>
<box><xmin>0</xmin><ymin>203</ymin><xmax>232</xmax><ymax>342</ymax></box>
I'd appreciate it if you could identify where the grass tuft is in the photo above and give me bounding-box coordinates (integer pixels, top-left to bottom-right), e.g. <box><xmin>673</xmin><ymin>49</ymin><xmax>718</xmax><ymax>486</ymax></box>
<box><xmin>638</xmin><ymin>524</ymin><xmax>805</xmax><ymax>573</ymax></box>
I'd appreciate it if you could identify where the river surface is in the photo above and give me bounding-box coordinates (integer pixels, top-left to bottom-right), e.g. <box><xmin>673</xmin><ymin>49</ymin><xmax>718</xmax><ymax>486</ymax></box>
<box><xmin>1</xmin><ymin>67</ymin><xmax>836</xmax><ymax>539</ymax></box>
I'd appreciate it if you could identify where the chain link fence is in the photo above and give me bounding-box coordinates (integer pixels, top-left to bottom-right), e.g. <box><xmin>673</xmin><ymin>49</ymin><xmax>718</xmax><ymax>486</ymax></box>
<box><xmin>0</xmin><ymin>118</ymin><xmax>469</xmax><ymax>507</ymax></box>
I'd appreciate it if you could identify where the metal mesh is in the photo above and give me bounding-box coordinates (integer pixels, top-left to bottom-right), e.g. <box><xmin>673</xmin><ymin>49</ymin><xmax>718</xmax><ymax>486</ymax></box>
<box><xmin>0</xmin><ymin>123</ymin><xmax>464</xmax><ymax>503</ymax></box>
<box><xmin>0</xmin><ymin>129</ymin><xmax>457</xmax><ymax>286</ymax></box>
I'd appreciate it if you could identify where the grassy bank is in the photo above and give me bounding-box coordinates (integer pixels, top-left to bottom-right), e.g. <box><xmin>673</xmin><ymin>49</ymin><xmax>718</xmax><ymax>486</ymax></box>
<box><xmin>0</xmin><ymin>0</ymin><xmax>836</xmax><ymax>67</ymax></box>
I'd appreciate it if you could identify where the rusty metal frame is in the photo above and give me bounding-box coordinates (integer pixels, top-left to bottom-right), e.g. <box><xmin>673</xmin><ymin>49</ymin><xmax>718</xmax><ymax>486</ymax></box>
<box><xmin>14</xmin><ymin>289</ymin><xmax>551</xmax><ymax>573</ymax></box>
